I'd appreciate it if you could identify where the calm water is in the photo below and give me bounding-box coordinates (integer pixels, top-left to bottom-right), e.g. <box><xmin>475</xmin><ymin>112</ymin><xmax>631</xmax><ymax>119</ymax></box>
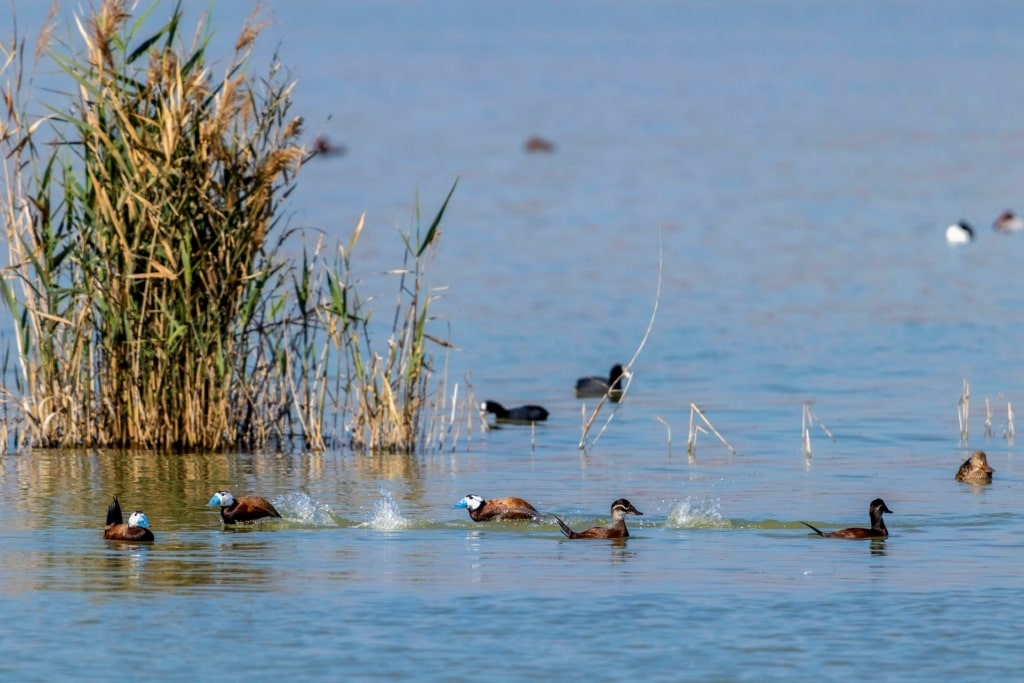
<box><xmin>4</xmin><ymin>1</ymin><xmax>1024</xmax><ymax>681</ymax></box>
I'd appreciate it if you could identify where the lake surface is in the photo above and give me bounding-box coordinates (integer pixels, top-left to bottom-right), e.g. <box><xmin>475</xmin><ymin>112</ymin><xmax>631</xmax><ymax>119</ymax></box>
<box><xmin>3</xmin><ymin>1</ymin><xmax>1024</xmax><ymax>681</ymax></box>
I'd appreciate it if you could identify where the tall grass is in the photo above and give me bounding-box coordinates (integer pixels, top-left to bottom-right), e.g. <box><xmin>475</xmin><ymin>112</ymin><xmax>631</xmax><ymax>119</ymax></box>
<box><xmin>0</xmin><ymin>1</ymin><xmax>454</xmax><ymax>453</ymax></box>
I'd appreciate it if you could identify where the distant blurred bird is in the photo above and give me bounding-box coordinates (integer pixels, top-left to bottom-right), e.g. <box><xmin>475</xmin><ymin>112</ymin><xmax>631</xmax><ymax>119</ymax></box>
<box><xmin>575</xmin><ymin>364</ymin><xmax>628</xmax><ymax>400</ymax></box>
<box><xmin>993</xmin><ymin>210</ymin><xmax>1024</xmax><ymax>233</ymax></box>
<box><xmin>524</xmin><ymin>135</ymin><xmax>555</xmax><ymax>153</ymax></box>
<box><xmin>481</xmin><ymin>400</ymin><xmax>549</xmax><ymax>424</ymax></box>
<box><xmin>945</xmin><ymin>220</ymin><xmax>974</xmax><ymax>244</ymax></box>
<box><xmin>311</xmin><ymin>135</ymin><xmax>345</xmax><ymax>157</ymax></box>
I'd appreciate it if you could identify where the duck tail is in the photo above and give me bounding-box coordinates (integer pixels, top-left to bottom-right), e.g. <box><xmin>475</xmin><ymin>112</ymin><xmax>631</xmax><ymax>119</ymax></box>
<box><xmin>800</xmin><ymin>521</ymin><xmax>824</xmax><ymax>537</ymax></box>
<box><xmin>106</xmin><ymin>497</ymin><xmax>123</xmax><ymax>527</ymax></box>
<box><xmin>554</xmin><ymin>515</ymin><xmax>574</xmax><ymax>538</ymax></box>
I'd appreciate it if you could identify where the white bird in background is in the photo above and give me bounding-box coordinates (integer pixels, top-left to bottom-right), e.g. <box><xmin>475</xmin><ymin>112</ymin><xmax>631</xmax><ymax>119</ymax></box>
<box><xmin>945</xmin><ymin>220</ymin><xmax>974</xmax><ymax>244</ymax></box>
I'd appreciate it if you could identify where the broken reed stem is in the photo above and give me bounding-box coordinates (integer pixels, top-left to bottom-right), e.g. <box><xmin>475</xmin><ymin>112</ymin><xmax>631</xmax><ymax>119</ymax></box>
<box><xmin>958</xmin><ymin>379</ymin><xmax>970</xmax><ymax>444</ymax></box>
<box><xmin>1006</xmin><ymin>403</ymin><xmax>1015</xmax><ymax>444</ymax></box>
<box><xmin>655</xmin><ymin>415</ymin><xmax>672</xmax><ymax>459</ymax></box>
<box><xmin>802</xmin><ymin>403</ymin><xmax>812</xmax><ymax>459</ymax></box>
<box><xmin>985</xmin><ymin>398</ymin><xmax>993</xmax><ymax>438</ymax></box>
<box><xmin>578</xmin><ymin>228</ymin><xmax>664</xmax><ymax>450</ymax></box>
<box><xmin>687</xmin><ymin>403</ymin><xmax>735</xmax><ymax>460</ymax></box>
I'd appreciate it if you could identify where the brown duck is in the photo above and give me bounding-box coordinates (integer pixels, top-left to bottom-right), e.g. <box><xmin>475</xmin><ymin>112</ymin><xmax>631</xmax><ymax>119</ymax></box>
<box><xmin>208</xmin><ymin>491</ymin><xmax>281</xmax><ymax>524</ymax></box>
<box><xmin>103</xmin><ymin>496</ymin><xmax>154</xmax><ymax>542</ymax></box>
<box><xmin>453</xmin><ymin>494</ymin><xmax>539</xmax><ymax>522</ymax></box>
<box><xmin>555</xmin><ymin>498</ymin><xmax>643</xmax><ymax>539</ymax></box>
<box><xmin>800</xmin><ymin>498</ymin><xmax>892</xmax><ymax>540</ymax></box>
<box><xmin>955</xmin><ymin>450</ymin><xmax>994</xmax><ymax>483</ymax></box>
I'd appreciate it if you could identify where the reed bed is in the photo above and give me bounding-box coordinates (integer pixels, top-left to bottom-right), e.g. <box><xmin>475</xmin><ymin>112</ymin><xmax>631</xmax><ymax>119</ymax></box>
<box><xmin>0</xmin><ymin>2</ymin><xmax>454</xmax><ymax>453</ymax></box>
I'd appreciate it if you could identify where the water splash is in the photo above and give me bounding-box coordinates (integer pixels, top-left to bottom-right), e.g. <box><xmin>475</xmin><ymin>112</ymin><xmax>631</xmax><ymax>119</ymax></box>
<box><xmin>273</xmin><ymin>492</ymin><xmax>340</xmax><ymax>526</ymax></box>
<box><xmin>667</xmin><ymin>496</ymin><xmax>732</xmax><ymax>529</ymax></box>
<box><xmin>367</xmin><ymin>490</ymin><xmax>411</xmax><ymax>531</ymax></box>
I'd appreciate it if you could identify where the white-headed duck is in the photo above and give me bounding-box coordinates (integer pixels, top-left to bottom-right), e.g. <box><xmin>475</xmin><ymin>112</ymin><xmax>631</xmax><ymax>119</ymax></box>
<box><xmin>103</xmin><ymin>496</ymin><xmax>154</xmax><ymax>542</ymax></box>
<box><xmin>208</xmin><ymin>491</ymin><xmax>281</xmax><ymax>524</ymax></box>
<box><xmin>955</xmin><ymin>450</ymin><xmax>994</xmax><ymax>483</ymax></box>
<box><xmin>555</xmin><ymin>498</ymin><xmax>643</xmax><ymax>539</ymax></box>
<box><xmin>575</xmin><ymin>364</ymin><xmax>628</xmax><ymax>401</ymax></box>
<box><xmin>993</xmin><ymin>210</ymin><xmax>1024</xmax><ymax>233</ymax></box>
<box><xmin>800</xmin><ymin>498</ymin><xmax>892</xmax><ymax>540</ymax></box>
<box><xmin>453</xmin><ymin>494</ymin><xmax>539</xmax><ymax>522</ymax></box>
<box><xmin>945</xmin><ymin>220</ymin><xmax>974</xmax><ymax>244</ymax></box>
<box><xmin>481</xmin><ymin>400</ymin><xmax>549</xmax><ymax>424</ymax></box>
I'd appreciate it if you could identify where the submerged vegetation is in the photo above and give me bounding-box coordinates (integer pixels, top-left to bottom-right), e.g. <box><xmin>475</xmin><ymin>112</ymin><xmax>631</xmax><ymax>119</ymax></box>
<box><xmin>0</xmin><ymin>1</ymin><xmax>454</xmax><ymax>453</ymax></box>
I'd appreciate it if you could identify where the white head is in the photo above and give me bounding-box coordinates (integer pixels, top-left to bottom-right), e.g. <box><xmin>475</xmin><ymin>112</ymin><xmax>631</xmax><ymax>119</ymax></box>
<box><xmin>128</xmin><ymin>511</ymin><xmax>150</xmax><ymax>529</ymax></box>
<box><xmin>208</xmin><ymin>491</ymin><xmax>236</xmax><ymax>507</ymax></box>
<box><xmin>453</xmin><ymin>494</ymin><xmax>484</xmax><ymax>511</ymax></box>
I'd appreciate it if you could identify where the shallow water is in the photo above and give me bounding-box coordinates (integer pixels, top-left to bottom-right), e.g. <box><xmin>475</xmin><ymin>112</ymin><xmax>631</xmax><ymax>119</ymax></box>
<box><xmin>4</xmin><ymin>1</ymin><xmax>1024</xmax><ymax>681</ymax></box>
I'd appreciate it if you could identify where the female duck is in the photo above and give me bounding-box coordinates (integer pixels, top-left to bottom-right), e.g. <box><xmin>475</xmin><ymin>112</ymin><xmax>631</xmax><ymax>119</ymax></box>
<box><xmin>955</xmin><ymin>450</ymin><xmax>994</xmax><ymax>483</ymax></box>
<box><xmin>575</xmin><ymin>364</ymin><xmax>628</xmax><ymax>400</ymax></box>
<box><xmin>208</xmin><ymin>491</ymin><xmax>281</xmax><ymax>524</ymax></box>
<box><xmin>103</xmin><ymin>496</ymin><xmax>154</xmax><ymax>542</ymax></box>
<box><xmin>555</xmin><ymin>498</ymin><xmax>643</xmax><ymax>539</ymax></box>
<box><xmin>994</xmin><ymin>210</ymin><xmax>1024</xmax><ymax>233</ymax></box>
<box><xmin>800</xmin><ymin>498</ymin><xmax>892</xmax><ymax>539</ymax></box>
<box><xmin>453</xmin><ymin>494</ymin><xmax>539</xmax><ymax>522</ymax></box>
<box><xmin>481</xmin><ymin>400</ymin><xmax>549</xmax><ymax>424</ymax></box>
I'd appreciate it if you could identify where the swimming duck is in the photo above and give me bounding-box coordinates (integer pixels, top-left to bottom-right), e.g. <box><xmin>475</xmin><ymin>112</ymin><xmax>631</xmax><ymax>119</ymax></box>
<box><xmin>575</xmin><ymin>364</ymin><xmax>628</xmax><ymax>400</ymax></box>
<box><xmin>955</xmin><ymin>450</ymin><xmax>994</xmax><ymax>483</ymax></box>
<box><xmin>993</xmin><ymin>210</ymin><xmax>1024</xmax><ymax>233</ymax></box>
<box><xmin>945</xmin><ymin>220</ymin><xmax>974</xmax><ymax>244</ymax></box>
<box><xmin>481</xmin><ymin>400</ymin><xmax>549</xmax><ymax>424</ymax></box>
<box><xmin>453</xmin><ymin>494</ymin><xmax>539</xmax><ymax>522</ymax></box>
<box><xmin>208</xmin><ymin>491</ymin><xmax>281</xmax><ymax>524</ymax></box>
<box><xmin>555</xmin><ymin>498</ymin><xmax>643</xmax><ymax>539</ymax></box>
<box><xmin>524</xmin><ymin>135</ymin><xmax>555</xmax><ymax>153</ymax></box>
<box><xmin>800</xmin><ymin>498</ymin><xmax>892</xmax><ymax>540</ymax></box>
<box><xmin>103</xmin><ymin>496</ymin><xmax>154</xmax><ymax>542</ymax></box>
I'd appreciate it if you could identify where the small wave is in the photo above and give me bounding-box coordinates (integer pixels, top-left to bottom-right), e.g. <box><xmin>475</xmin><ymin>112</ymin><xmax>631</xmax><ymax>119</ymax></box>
<box><xmin>667</xmin><ymin>496</ymin><xmax>732</xmax><ymax>529</ymax></box>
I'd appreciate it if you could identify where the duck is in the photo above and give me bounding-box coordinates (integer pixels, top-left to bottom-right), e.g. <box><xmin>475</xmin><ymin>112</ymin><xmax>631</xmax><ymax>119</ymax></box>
<box><xmin>208</xmin><ymin>491</ymin><xmax>281</xmax><ymax>524</ymax></box>
<box><xmin>524</xmin><ymin>135</ymin><xmax>555</xmax><ymax>153</ymax></box>
<box><xmin>945</xmin><ymin>220</ymin><xmax>974</xmax><ymax>244</ymax></box>
<box><xmin>481</xmin><ymin>400</ymin><xmax>549</xmax><ymax>424</ymax></box>
<box><xmin>103</xmin><ymin>496</ymin><xmax>154</xmax><ymax>542</ymax></box>
<box><xmin>575</xmin><ymin>363</ymin><xmax>628</xmax><ymax>400</ymax></box>
<box><xmin>555</xmin><ymin>498</ymin><xmax>643</xmax><ymax>539</ymax></box>
<box><xmin>955</xmin><ymin>450</ymin><xmax>994</xmax><ymax>483</ymax></box>
<box><xmin>800</xmin><ymin>498</ymin><xmax>892</xmax><ymax>540</ymax></box>
<box><xmin>993</xmin><ymin>210</ymin><xmax>1024</xmax><ymax>233</ymax></box>
<box><xmin>453</xmin><ymin>494</ymin><xmax>539</xmax><ymax>522</ymax></box>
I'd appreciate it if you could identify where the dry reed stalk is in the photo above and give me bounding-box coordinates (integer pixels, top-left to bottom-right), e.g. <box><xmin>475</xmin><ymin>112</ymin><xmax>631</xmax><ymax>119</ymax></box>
<box><xmin>957</xmin><ymin>379</ymin><xmax>970</xmax><ymax>444</ymax></box>
<box><xmin>985</xmin><ymin>398</ymin><xmax>993</xmax><ymax>439</ymax></box>
<box><xmin>801</xmin><ymin>402</ymin><xmax>834</xmax><ymax>459</ymax></box>
<box><xmin>687</xmin><ymin>403</ymin><xmax>735</xmax><ymax>460</ymax></box>
<box><xmin>578</xmin><ymin>229</ymin><xmax>663</xmax><ymax>450</ymax></box>
<box><xmin>655</xmin><ymin>414</ymin><xmax>672</xmax><ymax>459</ymax></box>
<box><xmin>1006</xmin><ymin>403</ymin><xmax>1015</xmax><ymax>444</ymax></box>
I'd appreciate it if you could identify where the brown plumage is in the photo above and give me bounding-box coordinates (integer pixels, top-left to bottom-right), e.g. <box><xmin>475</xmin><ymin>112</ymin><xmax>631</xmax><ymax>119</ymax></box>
<box><xmin>800</xmin><ymin>498</ymin><xmax>892</xmax><ymax>540</ymax></box>
<box><xmin>524</xmin><ymin>135</ymin><xmax>555</xmax><ymax>153</ymax></box>
<box><xmin>102</xmin><ymin>496</ymin><xmax>154</xmax><ymax>542</ymax></box>
<box><xmin>955</xmin><ymin>450</ymin><xmax>994</xmax><ymax>483</ymax></box>
<box><xmin>555</xmin><ymin>498</ymin><xmax>643</xmax><ymax>539</ymax></box>
<box><xmin>208</xmin><ymin>491</ymin><xmax>281</xmax><ymax>524</ymax></box>
<box><xmin>454</xmin><ymin>494</ymin><xmax>539</xmax><ymax>522</ymax></box>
